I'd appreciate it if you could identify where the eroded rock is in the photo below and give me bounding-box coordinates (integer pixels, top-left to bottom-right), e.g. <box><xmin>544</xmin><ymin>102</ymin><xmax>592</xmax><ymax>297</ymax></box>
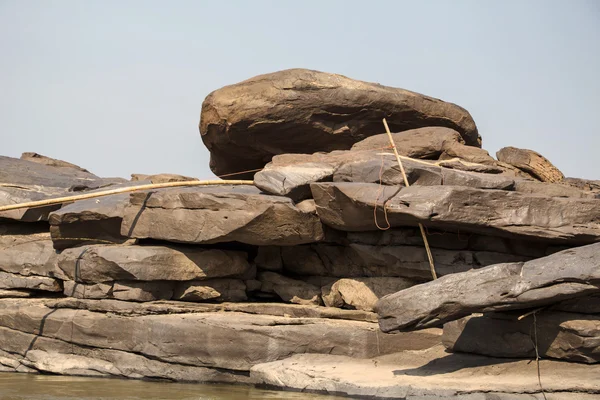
<box><xmin>497</xmin><ymin>147</ymin><xmax>564</xmax><ymax>183</ymax></box>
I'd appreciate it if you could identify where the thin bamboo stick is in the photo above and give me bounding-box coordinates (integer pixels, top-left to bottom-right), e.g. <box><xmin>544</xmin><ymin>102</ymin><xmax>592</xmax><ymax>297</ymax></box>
<box><xmin>382</xmin><ymin>118</ymin><xmax>438</xmax><ymax>280</ymax></box>
<box><xmin>0</xmin><ymin>180</ymin><xmax>254</xmax><ymax>212</ymax></box>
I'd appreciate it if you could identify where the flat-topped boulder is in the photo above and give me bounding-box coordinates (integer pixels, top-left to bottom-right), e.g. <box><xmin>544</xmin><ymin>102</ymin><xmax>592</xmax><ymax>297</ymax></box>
<box><xmin>311</xmin><ymin>182</ymin><xmax>600</xmax><ymax>244</ymax></box>
<box><xmin>200</xmin><ymin>68</ymin><xmax>480</xmax><ymax>176</ymax></box>
<box><xmin>121</xmin><ymin>185</ymin><xmax>324</xmax><ymax>245</ymax></box>
<box><xmin>376</xmin><ymin>243</ymin><xmax>600</xmax><ymax>332</ymax></box>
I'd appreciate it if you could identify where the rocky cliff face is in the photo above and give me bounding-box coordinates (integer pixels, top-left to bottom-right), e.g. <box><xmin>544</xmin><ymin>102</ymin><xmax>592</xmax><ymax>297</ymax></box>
<box><xmin>1</xmin><ymin>69</ymin><xmax>598</xmax><ymax>399</ymax></box>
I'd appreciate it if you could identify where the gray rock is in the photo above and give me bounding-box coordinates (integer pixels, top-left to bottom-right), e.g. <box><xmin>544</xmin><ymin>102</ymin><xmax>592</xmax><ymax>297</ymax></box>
<box><xmin>57</xmin><ymin>244</ymin><xmax>250</xmax><ymax>283</ymax></box>
<box><xmin>439</xmin><ymin>142</ymin><xmax>498</xmax><ymax>165</ymax></box>
<box><xmin>0</xmin><ymin>228</ymin><xmax>65</xmax><ymax>279</ymax></box>
<box><xmin>280</xmin><ymin>244</ymin><xmax>530</xmax><ymax>280</ymax></box>
<box><xmin>0</xmin><ymin>271</ymin><xmax>61</xmax><ymax>292</ymax></box>
<box><xmin>121</xmin><ymin>185</ymin><xmax>324</xmax><ymax>246</ymax></box>
<box><xmin>311</xmin><ymin>182</ymin><xmax>600</xmax><ymax>244</ymax></box>
<box><xmin>20</xmin><ymin>152</ymin><xmax>90</xmax><ymax>172</ymax></box>
<box><xmin>551</xmin><ymin>294</ymin><xmax>600</xmax><ymax>314</ymax></box>
<box><xmin>200</xmin><ymin>68</ymin><xmax>480</xmax><ymax>177</ymax></box>
<box><xmin>376</xmin><ymin>243</ymin><xmax>600</xmax><ymax>332</ymax></box>
<box><xmin>130</xmin><ymin>173</ymin><xmax>198</xmax><ymax>183</ymax></box>
<box><xmin>0</xmin><ymin>298</ymin><xmax>441</xmax><ymax>372</ymax></box>
<box><xmin>443</xmin><ymin>311</ymin><xmax>600</xmax><ymax>363</ymax></box>
<box><xmin>0</xmin><ymin>155</ymin><xmax>125</xmax><ymax>222</ymax></box>
<box><xmin>322</xmin><ymin>277</ymin><xmax>418</xmax><ymax>312</ymax></box>
<box><xmin>258</xmin><ymin>271</ymin><xmax>322</xmax><ymax>305</ymax></box>
<box><xmin>254</xmin><ymin>162</ymin><xmax>335</xmax><ymax>201</ymax></box>
<box><xmin>255</xmin><ymin>246</ymin><xmax>283</xmax><ymax>271</ymax></box>
<box><xmin>513</xmin><ymin>180</ymin><xmax>596</xmax><ymax>198</ymax></box>
<box><xmin>497</xmin><ymin>147</ymin><xmax>564</xmax><ymax>183</ymax></box>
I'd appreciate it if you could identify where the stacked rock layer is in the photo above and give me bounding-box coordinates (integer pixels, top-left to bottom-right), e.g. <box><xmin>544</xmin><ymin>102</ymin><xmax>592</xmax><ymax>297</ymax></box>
<box><xmin>1</xmin><ymin>69</ymin><xmax>598</xmax><ymax>398</ymax></box>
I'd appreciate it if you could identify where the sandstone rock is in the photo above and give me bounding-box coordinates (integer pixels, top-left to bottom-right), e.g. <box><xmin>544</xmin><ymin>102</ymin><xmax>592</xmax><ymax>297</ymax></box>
<box><xmin>497</xmin><ymin>147</ymin><xmax>564</xmax><ymax>183</ymax></box>
<box><xmin>130</xmin><ymin>173</ymin><xmax>198</xmax><ymax>183</ymax></box>
<box><xmin>0</xmin><ymin>298</ymin><xmax>441</xmax><ymax>371</ymax></box>
<box><xmin>322</xmin><ymin>277</ymin><xmax>418</xmax><ymax>312</ymax></box>
<box><xmin>350</xmin><ymin>127</ymin><xmax>464</xmax><ymax>158</ymax></box>
<box><xmin>0</xmin><ymin>271</ymin><xmax>61</xmax><ymax>292</ymax></box>
<box><xmin>551</xmin><ymin>294</ymin><xmax>600</xmax><ymax>314</ymax></box>
<box><xmin>20</xmin><ymin>152</ymin><xmax>90</xmax><ymax>172</ymax></box>
<box><xmin>254</xmin><ymin>162</ymin><xmax>334</xmax><ymax>201</ymax></box>
<box><xmin>0</xmin><ymin>289</ymin><xmax>36</xmax><ymax>298</ymax></box>
<box><xmin>280</xmin><ymin>244</ymin><xmax>530</xmax><ymax>279</ymax></box>
<box><xmin>121</xmin><ymin>185</ymin><xmax>324</xmax><ymax>246</ymax></box>
<box><xmin>173</xmin><ymin>279</ymin><xmax>247</xmax><ymax>302</ymax></box>
<box><xmin>258</xmin><ymin>271</ymin><xmax>321</xmax><ymax>305</ymax></box>
<box><xmin>443</xmin><ymin>311</ymin><xmax>600</xmax><ymax>363</ymax></box>
<box><xmin>57</xmin><ymin>244</ymin><xmax>250</xmax><ymax>283</ymax></box>
<box><xmin>255</xmin><ymin>246</ymin><xmax>283</xmax><ymax>271</ymax></box>
<box><xmin>250</xmin><ymin>345</ymin><xmax>600</xmax><ymax>399</ymax></box>
<box><xmin>0</xmin><ymin>156</ymin><xmax>126</xmax><ymax>222</ymax></box>
<box><xmin>200</xmin><ymin>69</ymin><xmax>480</xmax><ymax>176</ymax></box>
<box><xmin>563</xmin><ymin>177</ymin><xmax>600</xmax><ymax>196</ymax></box>
<box><xmin>0</xmin><ymin>228</ymin><xmax>65</xmax><ymax>279</ymax></box>
<box><xmin>513</xmin><ymin>180</ymin><xmax>596</xmax><ymax>198</ymax></box>
<box><xmin>438</xmin><ymin>142</ymin><xmax>498</xmax><ymax>165</ymax></box>
<box><xmin>311</xmin><ymin>182</ymin><xmax>600</xmax><ymax>244</ymax></box>
<box><xmin>376</xmin><ymin>243</ymin><xmax>600</xmax><ymax>332</ymax></box>
<box><xmin>48</xmin><ymin>194</ymin><xmax>131</xmax><ymax>249</ymax></box>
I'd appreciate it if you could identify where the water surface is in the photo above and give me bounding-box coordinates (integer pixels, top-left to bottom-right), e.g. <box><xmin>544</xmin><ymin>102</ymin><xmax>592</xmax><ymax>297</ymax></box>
<box><xmin>0</xmin><ymin>373</ymin><xmax>346</xmax><ymax>400</ymax></box>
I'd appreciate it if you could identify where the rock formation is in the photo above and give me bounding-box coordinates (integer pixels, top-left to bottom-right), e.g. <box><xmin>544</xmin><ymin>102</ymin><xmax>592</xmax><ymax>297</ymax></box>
<box><xmin>1</xmin><ymin>71</ymin><xmax>598</xmax><ymax>398</ymax></box>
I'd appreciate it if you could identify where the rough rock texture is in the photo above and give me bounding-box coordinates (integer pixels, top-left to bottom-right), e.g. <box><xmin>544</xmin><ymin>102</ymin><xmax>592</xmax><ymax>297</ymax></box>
<box><xmin>322</xmin><ymin>277</ymin><xmax>417</xmax><ymax>312</ymax></box>
<box><xmin>376</xmin><ymin>243</ymin><xmax>600</xmax><ymax>332</ymax></box>
<box><xmin>200</xmin><ymin>69</ymin><xmax>480</xmax><ymax>176</ymax></box>
<box><xmin>497</xmin><ymin>147</ymin><xmax>565</xmax><ymax>183</ymax></box>
<box><xmin>311</xmin><ymin>182</ymin><xmax>600</xmax><ymax>244</ymax></box>
<box><xmin>513</xmin><ymin>180</ymin><xmax>596</xmax><ymax>198</ymax></box>
<box><xmin>443</xmin><ymin>312</ymin><xmax>600</xmax><ymax>364</ymax></box>
<box><xmin>64</xmin><ymin>279</ymin><xmax>248</xmax><ymax>302</ymax></box>
<box><xmin>48</xmin><ymin>194</ymin><xmax>131</xmax><ymax>249</ymax></box>
<box><xmin>121</xmin><ymin>185</ymin><xmax>324</xmax><ymax>245</ymax></box>
<box><xmin>254</xmin><ymin>162</ymin><xmax>335</xmax><ymax>202</ymax></box>
<box><xmin>350</xmin><ymin>127</ymin><xmax>464</xmax><ymax>157</ymax></box>
<box><xmin>20</xmin><ymin>152</ymin><xmax>90</xmax><ymax>172</ymax></box>
<box><xmin>57</xmin><ymin>244</ymin><xmax>250</xmax><ymax>283</ymax></box>
<box><xmin>0</xmin><ymin>271</ymin><xmax>61</xmax><ymax>292</ymax></box>
<box><xmin>251</xmin><ymin>345</ymin><xmax>600</xmax><ymax>399</ymax></box>
<box><xmin>0</xmin><ymin>226</ymin><xmax>65</xmax><ymax>280</ymax></box>
<box><xmin>130</xmin><ymin>173</ymin><xmax>198</xmax><ymax>183</ymax></box>
<box><xmin>552</xmin><ymin>294</ymin><xmax>600</xmax><ymax>314</ymax></box>
<box><xmin>258</xmin><ymin>271</ymin><xmax>321</xmax><ymax>305</ymax></box>
<box><xmin>0</xmin><ymin>156</ymin><xmax>125</xmax><ymax>222</ymax></box>
<box><xmin>0</xmin><ymin>299</ymin><xmax>441</xmax><ymax>372</ymax></box>
<box><xmin>279</xmin><ymin>244</ymin><xmax>531</xmax><ymax>279</ymax></box>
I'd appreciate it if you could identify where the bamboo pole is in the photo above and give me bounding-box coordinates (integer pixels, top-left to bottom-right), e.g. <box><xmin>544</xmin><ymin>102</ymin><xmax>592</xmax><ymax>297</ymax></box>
<box><xmin>382</xmin><ymin>118</ymin><xmax>438</xmax><ymax>280</ymax></box>
<box><xmin>0</xmin><ymin>180</ymin><xmax>254</xmax><ymax>212</ymax></box>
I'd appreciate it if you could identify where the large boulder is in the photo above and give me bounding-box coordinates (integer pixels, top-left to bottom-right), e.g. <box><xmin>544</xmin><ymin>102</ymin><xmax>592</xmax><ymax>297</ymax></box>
<box><xmin>200</xmin><ymin>69</ymin><xmax>480</xmax><ymax>176</ymax></box>
<box><xmin>311</xmin><ymin>182</ymin><xmax>600</xmax><ymax>244</ymax></box>
<box><xmin>121</xmin><ymin>185</ymin><xmax>324</xmax><ymax>246</ymax></box>
<box><xmin>376</xmin><ymin>243</ymin><xmax>600</xmax><ymax>332</ymax></box>
<box><xmin>443</xmin><ymin>312</ymin><xmax>600</xmax><ymax>364</ymax></box>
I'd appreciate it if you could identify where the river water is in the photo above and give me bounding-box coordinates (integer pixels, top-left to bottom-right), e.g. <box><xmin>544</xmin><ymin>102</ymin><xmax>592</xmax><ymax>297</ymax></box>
<box><xmin>0</xmin><ymin>373</ymin><xmax>346</xmax><ymax>400</ymax></box>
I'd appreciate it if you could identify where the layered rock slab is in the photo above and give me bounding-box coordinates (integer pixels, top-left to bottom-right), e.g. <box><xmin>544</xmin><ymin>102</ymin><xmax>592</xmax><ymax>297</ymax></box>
<box><xmin>311</xmin><ymin>182</ymin><xmax>600</xmax><ymax>243</ymax></box>
<box><xmin>57</xmin><ymin>244</ymin><xmax>250</xmax><ymax>283</ymax></box>
<box><xmin>443</xmin><ymin>311</ymin><xmax>600</xmax><ymax>364</ymax></box>
<box><xmin>251</xmin><ymin>345</ymin><xmax>600</xmax><ymax>399</ymax></box>
<box><xmin>200</xmin><ymin>68</ymin><xmax>480</xmax><ymax>176</ymax></box>
<box><xmin>376</xmin><ymin>243</ymin><xmax>600</xmax><ymax>332</ymax></box>
<box><xmin>0</xmin><ymin>299</ymin><xmax>441</xmax><ymax>372</ymax></box>
<box><xmin>121</xmin><ymin>185</ymin><xmax>324</xmax><ymax>245</ymax></box>
<box><xmin>497</xmin><ymin>146</ymin><xmax>564</xmax><ymax>183</ymax></box>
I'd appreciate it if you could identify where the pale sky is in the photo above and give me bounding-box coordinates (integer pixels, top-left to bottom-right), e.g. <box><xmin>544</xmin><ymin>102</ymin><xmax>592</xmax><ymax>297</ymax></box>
<box><xmin>1</xmin><ymin>0</ymin><xmax>599</xmax><ymax>180</ymax></box>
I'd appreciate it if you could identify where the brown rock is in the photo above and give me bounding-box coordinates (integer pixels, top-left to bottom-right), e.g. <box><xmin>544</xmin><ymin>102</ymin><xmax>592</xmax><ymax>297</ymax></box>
<box><xmin>200</xmin><ymin>69</ymin><xmax>480</xmax><ymax>177</ymax></box>
<box><xmin>258</xmin><ymin>271</ymin><xmax>321</xmax><ymax>305</ymax></box>
<box><xmin>497</xmin><ymin>146</ymin><xmax>565</xmax><ymax>183</ymax></box>
<box><xmin>20</xmin><ymin>152</ymin><xmax>90</xmax><ymax>172</ymax></box>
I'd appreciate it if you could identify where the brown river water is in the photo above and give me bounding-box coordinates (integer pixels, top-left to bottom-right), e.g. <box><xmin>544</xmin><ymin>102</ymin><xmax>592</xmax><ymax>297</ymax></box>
<box><xmin>0</xmin><ymin>373</ymin><xmax>347</xmax><ymax>400</ymax></box>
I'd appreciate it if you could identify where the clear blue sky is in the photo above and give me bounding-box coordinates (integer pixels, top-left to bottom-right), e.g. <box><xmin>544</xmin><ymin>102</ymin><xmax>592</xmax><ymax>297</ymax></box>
<box><xmin>1</xmin><ymin>0</ymin><xmax>598</xmax><ymax>180</ymax></box>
